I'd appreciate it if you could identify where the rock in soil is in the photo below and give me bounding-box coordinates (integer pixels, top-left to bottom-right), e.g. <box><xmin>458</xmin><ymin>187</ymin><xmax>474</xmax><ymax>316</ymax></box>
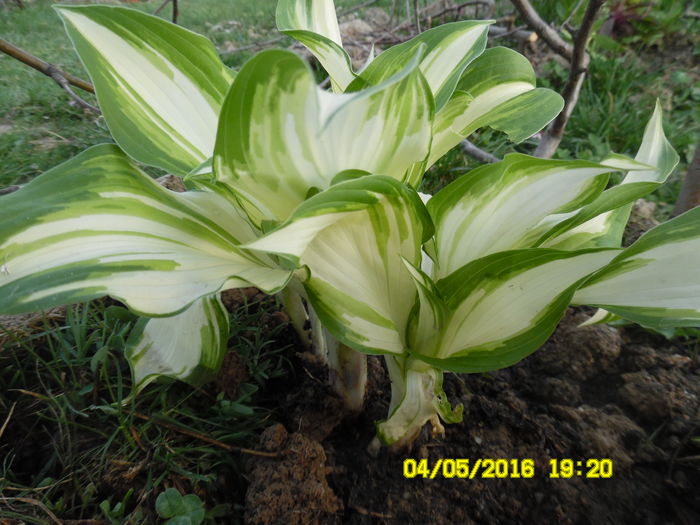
<box><xmin>245</xmin><ymin>424</ymin><xmax>342</xmax><ymax>525</ymax></box>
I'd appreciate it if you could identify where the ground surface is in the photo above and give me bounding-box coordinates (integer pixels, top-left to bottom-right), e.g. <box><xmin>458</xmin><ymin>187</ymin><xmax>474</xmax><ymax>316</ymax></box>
<box><xmin>242</xmin><ymin>310</ymin><xmax>700</xmax><ymax>525</ymax></box>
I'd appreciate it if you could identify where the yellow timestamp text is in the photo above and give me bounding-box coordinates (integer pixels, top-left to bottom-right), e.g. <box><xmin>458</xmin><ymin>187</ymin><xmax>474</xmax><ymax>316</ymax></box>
<box><xmin>402</xmin><ymin>458</ymin><xmax>614</xmax><ymax>479</ymax></box>
<box><xmin>548</xmin><ymin>458</ymin><xmax>613</xmax><ymax>478</ymax></box>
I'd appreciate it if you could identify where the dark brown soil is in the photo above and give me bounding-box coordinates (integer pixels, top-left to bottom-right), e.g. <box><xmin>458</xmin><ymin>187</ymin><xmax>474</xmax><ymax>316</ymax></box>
<box><xmin>245</xmin><ymin>310</ymin><xmax>700</xmax><ymax>525</ymax></box>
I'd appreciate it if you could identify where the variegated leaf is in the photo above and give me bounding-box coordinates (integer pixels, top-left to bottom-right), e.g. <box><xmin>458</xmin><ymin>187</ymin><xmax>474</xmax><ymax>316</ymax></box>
<box><xmin>375</xmin><ymin>356</ymin><xmax>462</xmax><ymax>448</ymax></box>
<box><xmin>57</xmin><ymin>5</ymin><xmax>235</xmax><ymax>175</ymax></box>
<box><xmin>126</xmin><ymin>293</ymin><xmax>229</xmax><ymax>389</ymax></box>
<box><xmin>572</xmin><ymin>206</ymin><xmax>700</xmax><ymax>328</ymax></box>
<box><xmin>541</xmin><ymin>101</ymin><xmax>679</xmax><ymax>247</ymax></box>
<box><xmin>578</xmin><ymin>308</ymin><xmax>622</xmax><ymax>327</ymax></box>
<box><xmin>214</xmin><ymin>49</ymin><xmax>432</xmax><ymax>225</ymax></box>
<box><xmin>0</xmin><ymin>145</ymin><xmax>290</xmax><ymax>316</ymax></box>
<box><xmin>409</xmin><ymin>249</ymin><xmax>620</xmax><ymax>372</ymax></box>
<box><xmin>348</xmin><ymin>21</ymin><xmax>491</xmax><ymax>110</ymax></box>
<box><xmin>426</xmin><ymin>47</ymin><xmax>563</xmax><ymax>167</ymax></box>
<box><xmin>276</xmin><ymin>0</ymin><xmax>355</xmax><ymax>92</ymax></box>
<box><xmin>245</xmin><ymin>176</ymin><xmax>432</xmax><ymax>355</ymax></box>
<box><xmin>427</xmin><ymin>154</ymin><xmax>612</xmax><ymax>278</ymax></box>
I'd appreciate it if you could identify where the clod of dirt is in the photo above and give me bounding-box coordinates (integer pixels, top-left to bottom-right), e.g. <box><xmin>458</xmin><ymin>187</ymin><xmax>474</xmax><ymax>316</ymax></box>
<box><xmin>528</xmin><ymin>310</ymin><xmax>623</xmax><ymax>381</ymax></box>
<box><xmin>620</xmin><ymin>365</ymin><xmax>699</xmax><ymax>425</ymax></box>
<box><xmin>245</xmin><ymin>424</ymin><xmax>342</xmax><ymax>525</ymax></box>
<box><xmin>0</xmin><ymin>308</ymin><xmax>65</xmax><ymax>349</ymax></box>
<box><xmin>156</xmin><ymin>173</ymin><xmax>187</xmax><ymax>192</ymax></box>
<box><xmin>220</xmin><ymin>287</ymin><xmax>264</xmax><ymax>312</ymax></box>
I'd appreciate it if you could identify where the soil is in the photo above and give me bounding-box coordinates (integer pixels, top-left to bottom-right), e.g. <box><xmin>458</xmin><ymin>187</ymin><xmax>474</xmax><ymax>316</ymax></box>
<box><xmin>243</xmin><ymin>308</ymin><xmax>700</xmax><ymax>525</ymax></box>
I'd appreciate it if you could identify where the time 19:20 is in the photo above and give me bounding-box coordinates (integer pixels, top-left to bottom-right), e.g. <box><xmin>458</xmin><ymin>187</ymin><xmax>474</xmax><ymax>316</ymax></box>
<box><xmin>549</xmin><ymin>458</ymin><xmax>613</xmax><ymax>478</ymax></box>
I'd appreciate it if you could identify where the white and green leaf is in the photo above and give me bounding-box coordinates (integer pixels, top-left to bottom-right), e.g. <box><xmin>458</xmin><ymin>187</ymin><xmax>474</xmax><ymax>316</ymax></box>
<box><xmin>57</xmin><ymin>5</ymin><xmax>235</xmax><ymax>175</ymax></box>
<box><xmin>0</xmin><ymin>145</ymin><xmax>290</xmax><ymax>316</ymax></box>
<box><xmin>245</xmin><ymin>176</ymin><xmax>432</xmax><ymax>355</ymax></box>
<box><xmin>427</xmin><ymin>47</ymin><xmax>563</xmax><ymax>167</ymax></box>
<box><xmin>578</xmin><ymin>308</ymin><xmax>622</xmax><ymax>327</ymax></box>
<box><xmin>214</xmin><ymin>49</ymin><xmax>432</xmax><ymax>225</ymax></box>
<box><xmin>410</xmin><ymin>248</ymin><xmax>620</xmax><ymax>372</ymax></box>
<box><xmin>348</xmin><ymin>21</ymin><xmax>491</xmax><ymax>110</ymax></box>
<box><xmin>276</xmin><ymin>0</ymin><xmax>355</xmax><ymax>92</ymax></box>
<box><xmin>126</xmin><ymin>293</ymin><xmax>229</xmax><ymax>390</ymax></box>
<box><xmin>375</xmin><ymin>356</ymin><xmax>462</xmax><ymax>448</ymax></box>
<box><xmin>542</xmin><ymin>101</ymin><xmax>679</xmax><ymax>247</ymax></box>
<box><xmin>572</xmin><ymin>206</ymin><xmax>700</xmax><ymax>328</ymax></box>
<box><xmin>427</xmin><ymin>154</ymin><xmax>612</xmax><ymax>278</ymax></box>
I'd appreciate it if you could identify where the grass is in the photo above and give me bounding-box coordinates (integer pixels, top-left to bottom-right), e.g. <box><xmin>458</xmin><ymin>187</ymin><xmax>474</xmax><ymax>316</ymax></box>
<box><xmin>0</xmin><ymin>295</ymin><xmax>294</xmax><ymax>523</ymax></box>
<box><xmin>0</xmin><ymin>0</ymin><xmax>281</xmax><ymax>187</ymax></box>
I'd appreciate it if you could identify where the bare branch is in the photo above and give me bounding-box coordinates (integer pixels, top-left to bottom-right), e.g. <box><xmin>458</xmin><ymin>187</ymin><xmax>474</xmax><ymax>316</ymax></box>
<box><xmin>413</xmin><ymin>0</ymin><xmax>421</xmax><ymax>33</ymax></box>
<box><xmin>511</xmin><ymin>0</ymin><xmax>573</xmax><ymax>60</ymax></box>
<box><xmin>391</xmin><ymin>1</ymin><xmax>497</xmax><ymax>32</ymax></box>
<box><xmin>0</xmin><ymin>38</ymin><xmax>94</xmax><ymax>93</ymax></box>
<box><xmin>154</xmin><ymin>0</ymin><xmax>171</xmax><ymax>15</ymax></box>
<box><xmin>0</xmin><ymin>38</ymin><xmax>100</xmax><ymax>113</ymax></box>
<box><xmin>337</xmin><ymin>0</ymin><xmax>381</xmax><ymax>18</ymax></box>
<box><xmin>46</xmin><ymin>66</ymin><xmax>100</xmax><ymax>113</ymax></box>
<box><xmin>489</xmin><ymin>25</ymin><xmax>537</xmax><ymax>43</ymax></box>
<box><xmin>128</xmin><ymin>411</ymin><xmax>284</xmax><ymax>457</ymax></box>
<box><xmin>0</xmin><ymin>185</ymin><xmax>21</xmax><ymax>196</ymax></box>
<box><xmin>220</xmin><ymin>35</ymin><xmax>286</xmax><ymax>54</ymax></box>
<box><xmin>171</xmin><ymin>0</ymin><xmax>179</xmax><ymax>24</ymax></box>
<box><xmin>461</xmin><ymin>139</ymin><xmax>501</xmax><ymax>163</ymax></box>
<box><xmin>527</xmin><ymin>0</ymin><xmax>606</xmax><ymax>158</ymax></box>
<box><xmin>672</xmin><ymin>141</ymin><xmax>700</xmax><ymax>216</ymax></box>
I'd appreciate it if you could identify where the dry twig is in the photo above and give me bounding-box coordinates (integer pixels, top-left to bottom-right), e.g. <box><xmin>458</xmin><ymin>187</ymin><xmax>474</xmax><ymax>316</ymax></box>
<box><xmin>0</xmin><ymin>38</ymin><xmax>99</xmax><ymax>113</ymax></box>
<box><xmin>511</xmin><ymin>0</ymin><xmax>573</xmax><ymax>59</ymax></box>
<box><xmin>672</xmin><ymin>141</ymin><xmax>700</xmax><ymax>216</ymax></box>
<box><xmin>0</xmin><ymin>401</ymin><xmax>16</xmax><ymax>440</ymax></box>
<box><xmin>513</xmin><ymin>0</ymin><xmax>605</xmax><ymax>158</ymax></box>
<box><xmin>154</xmin><ymin>0</ymin><xmax>178</xmax><ymax>23</ymax></box>
<box><xmin>0</xmin><ymin>185</ymin><xmax>20</xmax><ymax>196</ymax></box>
<box><xmin>0</xmin><ymin>497</ymin><xmax>61</xmax><ymax>525</ymax></box>
<box><xmin>461</xmin><ymin>139</ymin><xmax>501</xmax><ymax>163</ymax></box>
<box><xmin>129</xmin><ymin>410</ymin><xmax>283</xmax><ymax>458</ymax></box>
<box><xmin>337</xmin><ymin>0</ymin><xmax>381</xmax><ymax>17</ymax></box>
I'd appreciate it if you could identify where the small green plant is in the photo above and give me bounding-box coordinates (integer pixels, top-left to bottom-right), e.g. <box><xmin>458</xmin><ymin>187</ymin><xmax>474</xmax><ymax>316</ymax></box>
<box><xmin>155</xmin><ymin>488</ymin><xmax>206</xmax><ymax>525</ymax></box>
<box><xmin>1</xmin><ymin>0</ymin><xmax>698</xmax><ymax>450</ymax></box>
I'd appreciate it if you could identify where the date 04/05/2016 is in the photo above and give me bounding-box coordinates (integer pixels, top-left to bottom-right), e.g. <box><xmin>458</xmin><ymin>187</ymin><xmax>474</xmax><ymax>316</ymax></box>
<box><xmin>402</xmin><ymin>458</ymin><xmax>613</xmax><ymax>479</ymax></box>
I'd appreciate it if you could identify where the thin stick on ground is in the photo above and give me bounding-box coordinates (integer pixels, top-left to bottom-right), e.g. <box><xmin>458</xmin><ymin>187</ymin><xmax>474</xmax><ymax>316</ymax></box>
<box><xmin>0</xmin><ymin>498</ymin><xmax>61</xmax><ymax>525</ymax></box>
<box><xmin>513</xmin><ymin>0</ymin><xmax>605</xmax><ymax>158</ymax></box>
<box><xmin>0</xmin><ymin>401</ymin><xmax>17</xmax><ymax>440</ymax></box>
<box><xmin>129</xmin><ymin>410</ymin><xmax>283</xmax><ymax>458</ymax></box>
<box><xmin>0</xmin><ymin>38</ymin><xmax>99</xmax><ymax>113</ymax></box>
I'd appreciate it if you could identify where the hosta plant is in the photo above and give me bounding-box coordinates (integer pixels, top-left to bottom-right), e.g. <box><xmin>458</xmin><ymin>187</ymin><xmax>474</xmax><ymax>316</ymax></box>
<box><xmin>1</xmin><ymin>0</ymin><xmax>698</xmax><ymax>450</ymax></box>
